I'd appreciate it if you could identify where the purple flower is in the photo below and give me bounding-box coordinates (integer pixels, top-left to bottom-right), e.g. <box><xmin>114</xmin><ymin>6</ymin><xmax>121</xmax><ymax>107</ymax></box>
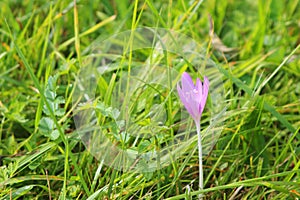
<box><xmin>177</xmin><ymin>72</ymin><xmax>209</xmax><ymax>123</ymax></box>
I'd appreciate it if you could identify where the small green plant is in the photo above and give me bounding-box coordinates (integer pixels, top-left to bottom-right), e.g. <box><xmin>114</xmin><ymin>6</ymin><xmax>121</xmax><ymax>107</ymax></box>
<box><xmin>38</xmin><ymin>75</ymin><xmax>65</xmax><ymax>140</ymax></box>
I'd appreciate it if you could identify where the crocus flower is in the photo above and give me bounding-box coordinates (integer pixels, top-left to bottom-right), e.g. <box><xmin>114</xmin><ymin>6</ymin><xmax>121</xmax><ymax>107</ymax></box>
<box><xmin>177</xmin><ymin>72</ymin><xmax>209</xmax><ymax>123</ymax></box>
<box><xmin>177</xmin><ymin>72</ymin><xmax>209</xmax><ymax>196</ymax></box>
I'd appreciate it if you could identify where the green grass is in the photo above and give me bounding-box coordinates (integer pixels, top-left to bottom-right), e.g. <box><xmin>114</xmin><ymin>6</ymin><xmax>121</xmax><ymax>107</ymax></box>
<box><xmin>0</xmin><ymin>0</ymin><xmax>300</xmax><ymax>199</ymax></box>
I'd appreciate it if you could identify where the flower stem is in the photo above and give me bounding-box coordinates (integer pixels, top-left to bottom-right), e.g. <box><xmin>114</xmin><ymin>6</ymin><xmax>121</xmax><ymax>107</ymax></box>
<box><xmin>195</xmin><ymin>121</ymin><xmax>203</xmax><ymax>199</ymax></box>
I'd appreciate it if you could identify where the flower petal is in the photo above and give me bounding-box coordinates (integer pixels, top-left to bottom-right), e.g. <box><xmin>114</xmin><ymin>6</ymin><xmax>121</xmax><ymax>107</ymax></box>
<box><xmin>177</xmin><ymin>83</ymin><xmax>197</xmax><ymax>120</ymax></box>
<box><xmin>200</xmin><ymin>76</ymin><xmax>209</xmax><ymax>113</ymax></box>
<box><xmin>195</xmin><ymin>78</ymin><xmax>202</xmax><ymax>102</ymax></box>
<box><xmin>189</xmin><ymin>97</ymin><xmax>201</xmax><ymax>121</ymax></box>
<box><xmin>181</xmin><ymin>72</ymin><xmax>194</xmax><ymax>93</ymax></box>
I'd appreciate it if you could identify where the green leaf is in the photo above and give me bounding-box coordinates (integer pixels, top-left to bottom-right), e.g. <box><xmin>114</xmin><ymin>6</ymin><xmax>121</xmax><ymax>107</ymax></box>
<box><xmin>42</xmin><ymin>75</ymin><xmax>65</xmax><ymax>117</ymax></box>
<box><xmin>138</xmin><ymin>140</ymin><xmax>151</xmax><ymax>153</ymax></box>
<box><xmin>111</xmin><ymin>108</ymin><xmax>120</xmax><ymax>119</ymax></box>
<box><xmin>96</xmin><ymin>101</ymin><xmax>120</xmax><ymax>119</ymax></box>
<box><xmin>38</xmin><ymin>117</ymin><xmax>55</xmax><ymax>135</ymax></box>
<box><xmin>47</xmin><ymin>74</ymin><xmax>58</xmax><ymax>91</ymax></box>
<box><xmin>38</xmin><ymin>117</ymin><xmax>60</xmax><ymax>140</ymax></box>
<box><xmin>1</xmin><ymin>185</ymin><xmax>34</xmax><ymax>199</ymax></box>
<box><xmin>28</xmin><ymin>157</ymin><xmax>42</xmax><ymax>170</ymax></box>
<box><xmin>96</xmin><ymin>101</ymin><xmax>108</xmax><ymax>116</ymax></box>
<box><xmin>50</xmin><ymin>129</ymin><xmax>60</xmax><ymax>140</ymax></box>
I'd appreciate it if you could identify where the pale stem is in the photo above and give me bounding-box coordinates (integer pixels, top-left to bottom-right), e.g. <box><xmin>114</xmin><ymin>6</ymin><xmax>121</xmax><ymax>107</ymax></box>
<box><xmin>195</xmin><ymin>121</ymin><xmax>203</xmax><ymax>199</ymax></box>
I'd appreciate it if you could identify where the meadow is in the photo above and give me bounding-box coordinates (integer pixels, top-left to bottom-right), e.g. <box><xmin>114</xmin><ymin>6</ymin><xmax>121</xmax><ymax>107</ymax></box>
<box><xmin>0</xmin><ymin>0</ymin><xmax>300</xmax><ymax>199</ymax></box>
